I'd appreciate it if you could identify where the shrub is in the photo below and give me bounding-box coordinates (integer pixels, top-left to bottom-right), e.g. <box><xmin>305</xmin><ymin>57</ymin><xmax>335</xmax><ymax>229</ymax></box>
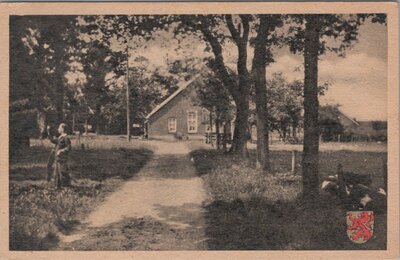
<box><xmin>174</xmin><ymin>131</ymin><xmax>184</xmax><ymax>140</ymax></box>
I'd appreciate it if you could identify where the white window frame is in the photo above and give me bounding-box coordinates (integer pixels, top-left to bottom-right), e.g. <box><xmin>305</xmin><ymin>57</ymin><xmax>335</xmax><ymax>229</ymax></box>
<box><xmin>168</xmin><ymin>117</ymin><xmax>177</xmax><ymax>133</ymax></box>
<box><xmin>187</xmin><ymin>111</ymin><xmax>198</xmax><ymax>133</ymax></box>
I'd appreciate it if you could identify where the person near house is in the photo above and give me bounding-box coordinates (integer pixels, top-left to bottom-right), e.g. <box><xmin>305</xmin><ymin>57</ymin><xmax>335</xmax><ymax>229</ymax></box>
<box><xmin>47</xmin><ymin>123</ymin><xmax>72</xmax><ymax>188</ymax></box>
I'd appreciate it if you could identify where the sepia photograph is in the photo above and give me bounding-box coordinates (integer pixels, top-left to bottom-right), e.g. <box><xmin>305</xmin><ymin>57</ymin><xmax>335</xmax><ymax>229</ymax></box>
<box><xmin>1</xmin><ymin>2</ymin><xmax>399</xmax><ymax>258</ymax></box>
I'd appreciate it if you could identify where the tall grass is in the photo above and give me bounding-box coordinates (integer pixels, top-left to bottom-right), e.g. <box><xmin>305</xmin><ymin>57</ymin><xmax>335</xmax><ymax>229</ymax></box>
<box><xmin>10</xmin><ymin>137</ymin><xmax>153</xmax><ymax>250</ymax></box>
<box><xmin>10</xmin><ymin>180</ymin><xmax>102</xmax><ymax>250</ymax></box>
<box><xmin>205</xmin><ymin>163</ymin><xmax>301</xmax><ymax>203</ymax></box>
<box><xmin>190</xmin><ymin>148</ymin><xmax>387</xmax><ymax>250</ymax></box>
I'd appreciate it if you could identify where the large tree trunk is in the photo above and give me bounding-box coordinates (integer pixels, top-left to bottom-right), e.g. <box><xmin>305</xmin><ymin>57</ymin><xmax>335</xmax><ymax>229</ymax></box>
<box><xmin>252</xmin><ymin>15</ymin><xmax>271</xmax><ymax>171</ymax></box>
<box><xmin>231</xmin><ymin>99</ymin><xmax>249</xmax><ymax>157</ymax></box>
<box><xmin>302</xmin><ymin>15</ymin><xmax>321</xmax><ymax>201</ymax></box>
<box><xmin>198</xmin><ymin>15</ymin><xmax>251</xmax><ymax>158</ymax></box>
<box><xmin>227</xmin><ymin>15</ymin><xmax>251</xmax><ymax>158</ymax></box>
<box><xmin>53</xmin><ymin>43</ymin><xmax>67</xmax><ymax>126</ymax></box>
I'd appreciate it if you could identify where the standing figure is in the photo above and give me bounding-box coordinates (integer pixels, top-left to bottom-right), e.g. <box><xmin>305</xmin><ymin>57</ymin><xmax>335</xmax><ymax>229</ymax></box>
<box><xmin>47</xmin><ymin>123</ymin><xmax>72</xmax><ymax>189</ymax></box>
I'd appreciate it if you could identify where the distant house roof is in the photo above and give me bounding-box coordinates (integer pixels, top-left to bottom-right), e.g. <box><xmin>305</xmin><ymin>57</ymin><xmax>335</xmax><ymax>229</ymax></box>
<box><xmin>339</xmin><ymin>111</ymin><xmax>360</xmax><ymax>126</ymax></box>
<box><xmin>320</xmin><ymin>106</ymin><xmax>360</xmax><ymax>127</ymax></box>
<box><xmin>145</xmin><ymin>75</ymin><xmax>200</xmax><ymax>121</ymax></box>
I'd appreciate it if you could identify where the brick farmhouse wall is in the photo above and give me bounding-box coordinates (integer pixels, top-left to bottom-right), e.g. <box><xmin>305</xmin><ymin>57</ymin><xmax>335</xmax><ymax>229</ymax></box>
<box><xmin>147</xmin><ymin>84</ymin><xmax>208</xmax><ymax>139</ymax></box>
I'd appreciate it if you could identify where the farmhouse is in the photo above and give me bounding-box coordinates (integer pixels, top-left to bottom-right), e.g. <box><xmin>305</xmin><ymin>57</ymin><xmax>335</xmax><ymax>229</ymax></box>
<box><xmin>320</xmin><ymin>106</ymin><xmax>387</xmax><ymax>142</ymax></box>
<box><xmin>145</xmin><ymin>76</ymin><xmax>231</xmax><ymax>140</ymax></box>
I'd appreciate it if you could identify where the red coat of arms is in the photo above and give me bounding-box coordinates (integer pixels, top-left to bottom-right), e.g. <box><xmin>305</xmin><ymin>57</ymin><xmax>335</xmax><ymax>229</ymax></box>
<box><xmin>346</xmin><ymin>211</ymin><xmax>374</xmax><ymax>244</ymax></box>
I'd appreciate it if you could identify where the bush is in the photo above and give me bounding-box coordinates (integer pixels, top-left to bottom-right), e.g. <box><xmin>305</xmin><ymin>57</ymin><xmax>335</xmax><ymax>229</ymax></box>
<box><xmin>174</xmin><ymin>131</ymin><xmax>184</xmax><ymax>140</ymax></box>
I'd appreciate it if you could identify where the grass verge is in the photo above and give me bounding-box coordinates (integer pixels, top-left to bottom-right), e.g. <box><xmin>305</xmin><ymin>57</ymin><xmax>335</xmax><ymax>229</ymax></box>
<box><xmin>190</xmin><ymin>148</ymin><xmax>387</xmax><ymax>250</ymax></box>
<box><xmin>10</xmin><ymin>141</ymin><xmax>153</xmax><ymax>250</ymax></box>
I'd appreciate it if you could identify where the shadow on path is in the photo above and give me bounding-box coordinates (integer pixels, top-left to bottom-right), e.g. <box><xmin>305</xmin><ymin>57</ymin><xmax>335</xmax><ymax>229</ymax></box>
<box><xmin>58</xmin><ymin>141</ymin><xmax>209</xmax><ymax>250</ymax></box>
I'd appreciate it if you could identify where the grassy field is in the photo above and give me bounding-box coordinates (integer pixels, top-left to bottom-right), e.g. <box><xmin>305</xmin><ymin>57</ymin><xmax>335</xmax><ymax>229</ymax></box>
<box><xmin>9</xmin><ymin>136</ymin><xmax>153</xmax><ymax>250</ymax></box>
<box><xmin>190</xmin><ymin>145</ymin><xmax>387</xmax><ymax>250</ymax></box>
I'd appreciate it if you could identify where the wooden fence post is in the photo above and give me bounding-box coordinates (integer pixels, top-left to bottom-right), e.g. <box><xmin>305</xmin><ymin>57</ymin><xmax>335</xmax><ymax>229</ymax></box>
<box><xmin>291</xmin><ymin>150</ymin><xmax>298</xmax><ymax>175</ymax></box>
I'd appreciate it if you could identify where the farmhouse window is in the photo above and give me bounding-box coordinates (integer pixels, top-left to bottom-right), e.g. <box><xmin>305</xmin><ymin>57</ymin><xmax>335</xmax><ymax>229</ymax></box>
<box><xmin>187</xmin><ymin>111</ymin><xmax>198</xmax><ymax>133</ymax></box>
<box><xmin>168</xmin><ymin>117</ymin><xmax>177</xmax><ymax>133</ymax></box>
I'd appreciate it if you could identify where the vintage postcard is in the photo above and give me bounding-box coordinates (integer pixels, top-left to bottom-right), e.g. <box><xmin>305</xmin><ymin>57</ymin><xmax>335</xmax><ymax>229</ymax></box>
<box><xmin>0</xmin><ymin>2</ymin><xmax>398</xmax><ymax>259</ymax></box>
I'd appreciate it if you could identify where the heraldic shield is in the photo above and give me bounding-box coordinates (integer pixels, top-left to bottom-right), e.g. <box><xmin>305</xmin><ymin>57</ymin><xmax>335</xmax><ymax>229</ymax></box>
<box><xmin>346</xmin><ymin>211</ymin><xmax>374</xmax><ymax>244</ymax></box>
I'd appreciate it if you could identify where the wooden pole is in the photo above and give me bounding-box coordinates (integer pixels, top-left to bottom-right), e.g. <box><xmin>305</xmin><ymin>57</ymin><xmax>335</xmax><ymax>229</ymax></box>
<box><xmin>85</xmin><ymin>119</ymin><xmax>88</xmax><ymax>135</ymax></box>
<box><xmin>291</xmin><ymin>150</ymin><xmax>298</xmax><ymax>175</ymax></box>
<box><xmin>126</xmin><ymin>45</ymin><xmax>131</xmax><ymax>142</ymax></box>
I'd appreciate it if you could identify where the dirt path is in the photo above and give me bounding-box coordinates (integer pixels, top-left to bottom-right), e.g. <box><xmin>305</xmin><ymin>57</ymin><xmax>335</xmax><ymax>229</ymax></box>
<box><xmin>58</xmin><ymin>141</ymin><xmax>209</xmax><ymax>250</ymax></box>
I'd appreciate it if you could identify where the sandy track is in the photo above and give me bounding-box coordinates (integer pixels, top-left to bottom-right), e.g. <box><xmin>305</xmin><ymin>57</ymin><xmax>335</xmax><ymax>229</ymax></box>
<box><xmin>59</xmin><ymin>141</ymin><xmax>209</xmax><ymax>250</ymax></box>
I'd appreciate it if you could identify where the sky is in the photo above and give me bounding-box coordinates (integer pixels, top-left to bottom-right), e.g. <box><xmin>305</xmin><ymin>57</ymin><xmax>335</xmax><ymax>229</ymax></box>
<box><xmin>269</xmin><ymin>20</ymin><xmax>387</xmax><ymax>121</ymax></box>
<box><xmin>78</xmin><ymin>16</ymin><xmax>388</xmax><ymax>122</ymax></box>
<box><xmin>139</xmin><ymin>18</ymin><xmax>387</xmax><ymax>121</ymax></box>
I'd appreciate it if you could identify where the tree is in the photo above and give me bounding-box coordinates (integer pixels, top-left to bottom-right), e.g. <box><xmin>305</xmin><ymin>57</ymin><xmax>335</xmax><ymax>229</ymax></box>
<box><xmin>10</xmin><ymin>16</ymin><xmax>42</xmax><ymax>149</ymax></box>
<box><xmin>95</xmin><ymin>56</ymin><xmax>179</xmax><ymax>135</ymax></box>
<box><xmin>251</xmin><ymin>14</ymin><xmax>283</xmax><ymax>170</ymax></box>
<box><xmin>258</xmin><ymin>73</ymin><xmax>303</xmax><ymax>141</ymax></box>
<box><xmin>80</xmin><ymin>15</ymin><xmax>170</xmax><ymax>139</ymax></box>
<box><xmin>178</xmin><ymin>15</ymin><xmax>287</xmax><ymax>163</ymax></box>
<box><xmin>371</xmin><ymin>121</ymin><xmax>387</xmax><ymax>131</ymax></box>
<box><xmin>177</xmin><ymin>15</ymin><xmax>253</xmax><ymax>157</ymax></box>
<box><xmin>10</xmin><ymin>15</ymin><xmax>79</xmax><ymax>141</ymax></box>
<box><xmin>32</xmin><ymin>16</ymin><xmax>79</xmax><ymax>124</ymax></box>
<box><xmin>194</xmin><ymin>68</ymin><xmax>234</xmax><ymax>150</ymax></box>
<box><xmin>288</xmin><ymin>14</ymin><xmax>387</xmax><ymax>201</ymax></box>
<box><xmin>79</xmin><ymin>39</ymin><xmax>112</xmax><ymax>134</ymax></box>
<box><xmin>224</xmin><ymin>15</ymin><xmax>252</xmax><ymax>157</ymax></box>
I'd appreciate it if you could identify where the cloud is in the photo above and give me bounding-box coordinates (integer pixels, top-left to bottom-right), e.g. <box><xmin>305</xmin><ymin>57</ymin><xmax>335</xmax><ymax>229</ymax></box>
<box><xmin>320</xmin><ymin>53</ymin><xmax>387</xmax><ymax>120</ymax></box>
<box><xmin>267</xmin><ymin>51</ymin><xmax>387</xmax><ymax>121</ymax></box>
<box><xmin>267</xmin><ymin>54</ymin><xmax>303</xmax><ymax>81</ymax></box>
<box><xmin>319</xmin><ymin>53</ymin><xmax>387</xmax><ymax>86</ymax></box>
